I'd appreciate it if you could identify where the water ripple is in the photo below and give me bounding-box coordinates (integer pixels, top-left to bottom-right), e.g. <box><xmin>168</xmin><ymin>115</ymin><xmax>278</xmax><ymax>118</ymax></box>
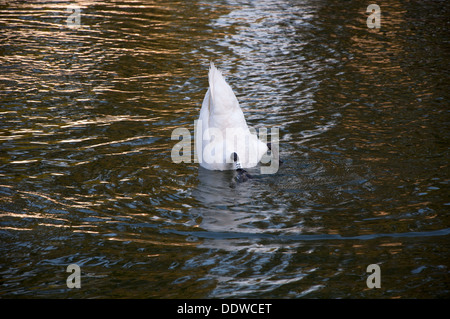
<box><xmin>0</xmin><ymin>0</ymin><xmax>448</xmax><ymax>298</ymax></box>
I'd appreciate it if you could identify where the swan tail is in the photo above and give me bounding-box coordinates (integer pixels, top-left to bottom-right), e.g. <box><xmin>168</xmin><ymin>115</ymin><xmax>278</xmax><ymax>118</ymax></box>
<box><xmin>208</xmin><ymin>62</ymin><xmax>240</xmax><ymax>115</ymax></box>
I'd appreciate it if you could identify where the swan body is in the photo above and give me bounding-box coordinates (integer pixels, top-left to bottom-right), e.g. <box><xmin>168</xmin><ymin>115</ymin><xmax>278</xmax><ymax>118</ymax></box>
<box><xmin>196</xmin><ymin>62</ymin><xmax>268</xmax><ymax>170</ymax></box>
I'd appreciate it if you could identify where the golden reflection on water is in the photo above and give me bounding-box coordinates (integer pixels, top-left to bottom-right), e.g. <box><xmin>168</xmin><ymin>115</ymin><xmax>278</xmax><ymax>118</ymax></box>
<box><xmin>0</xmin><ymin>0</ymin><xmax>448</xmax><ymax>298</ymax></box>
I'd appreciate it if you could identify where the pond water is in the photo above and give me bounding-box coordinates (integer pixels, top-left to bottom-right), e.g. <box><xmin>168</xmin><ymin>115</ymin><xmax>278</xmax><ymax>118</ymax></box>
<box><xmin>0</xmin><ymin>0</ymin><xmax>449</xmax><ymax>298</ymax></box>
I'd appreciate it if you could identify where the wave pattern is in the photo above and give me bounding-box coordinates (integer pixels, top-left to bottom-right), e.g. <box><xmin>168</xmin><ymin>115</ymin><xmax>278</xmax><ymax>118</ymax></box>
<box><xmin>0</xmin><ymin>0</ymin><xmax>448</xmax><ymax>298</ymax></box>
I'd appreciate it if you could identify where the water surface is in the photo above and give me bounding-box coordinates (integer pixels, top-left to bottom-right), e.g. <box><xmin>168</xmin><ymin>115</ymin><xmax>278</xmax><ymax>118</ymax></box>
<box><xmin>0</xmin><ymin>0</ymin><xmax>449</xmax><ymax>298</ymax></box>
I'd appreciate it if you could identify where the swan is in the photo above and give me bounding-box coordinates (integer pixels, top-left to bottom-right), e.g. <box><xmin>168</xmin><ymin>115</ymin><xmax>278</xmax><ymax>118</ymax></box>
<box><xmin>195</xmin><ymin>62</ymin><xmax>268</xmax><ymax>177</ymax></box>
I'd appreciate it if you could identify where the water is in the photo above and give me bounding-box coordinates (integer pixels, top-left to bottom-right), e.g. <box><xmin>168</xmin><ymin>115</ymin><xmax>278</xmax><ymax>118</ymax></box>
<box><xmin>0</xmin><ymin>0</ymin><xmax>449</xmax><ymax>298</ymax></box>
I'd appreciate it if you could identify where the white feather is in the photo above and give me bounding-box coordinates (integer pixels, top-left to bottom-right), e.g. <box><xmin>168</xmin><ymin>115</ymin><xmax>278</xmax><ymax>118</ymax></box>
<box><xmin>196</xmin><ymin>62</ymin><xmax>268</xmax><ymax>170</ymax></box>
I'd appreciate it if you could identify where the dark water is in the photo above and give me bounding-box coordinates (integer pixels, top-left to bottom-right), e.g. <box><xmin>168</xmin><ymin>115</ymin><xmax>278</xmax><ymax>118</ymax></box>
<box><xmin>0</xmin><ymin>0</ymin><xmax>449</xmax><ymax>298</ymax></box>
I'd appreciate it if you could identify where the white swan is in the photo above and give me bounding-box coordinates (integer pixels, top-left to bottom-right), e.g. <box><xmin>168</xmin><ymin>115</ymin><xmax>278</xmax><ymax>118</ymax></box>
<box><xmin>195</xmin><ymin>62</ymin><xmax>268</xmax><ymax>172</ymax></box>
